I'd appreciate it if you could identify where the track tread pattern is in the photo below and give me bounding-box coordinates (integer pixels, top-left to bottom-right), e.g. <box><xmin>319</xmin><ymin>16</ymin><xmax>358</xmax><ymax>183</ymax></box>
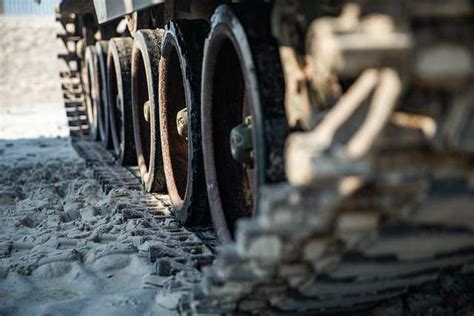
<box><xmin>57</xmin><ymin>13</ymin><xmax>89</xmax><ymax>138</ymax></box>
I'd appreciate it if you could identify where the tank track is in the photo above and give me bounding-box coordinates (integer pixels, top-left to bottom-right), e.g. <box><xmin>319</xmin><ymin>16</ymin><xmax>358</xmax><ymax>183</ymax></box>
<box><xmin>188</xmin><ymin>181</ymin><xmax>474</xmax><ymax>313</ymax></box>
<box><xmin>56</xmin><ymin>12</ymin><xmax>89</xmax><ymax>137</ymax></box>
<box><xmin>183</xmin><ymin>4</ymin><xmax>474</xmax><ymax>314</ymax></box>
<box><xmin>71</xmin><ymin>138</ymin><xmax>218</xmax><ymax>273</ymax></box>
<box><xmin>68</xmin><ymin>135</ymin><xmax>474</xmax><ymax>315</ymax></box>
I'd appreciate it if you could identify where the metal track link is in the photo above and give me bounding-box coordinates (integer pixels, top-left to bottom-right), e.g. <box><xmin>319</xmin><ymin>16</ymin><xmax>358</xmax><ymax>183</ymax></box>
<box><xmin>71</xmin><ymin>139</ymin><xmax>217</xmax><ymax>278</ymax></box>
<box><xmin>186</xmin><ymin>180</ymin><xmax>474</xmax><ymax>314</ymax></box>
<box><xmin>57</xmin><ymin>12</ymin><xmax>89</xmax><ymax>138</ymax></box>
<box><xmin>184</xmin><ymin>4</ymin><xmax>474</xmax><ymax>314</ymax></box>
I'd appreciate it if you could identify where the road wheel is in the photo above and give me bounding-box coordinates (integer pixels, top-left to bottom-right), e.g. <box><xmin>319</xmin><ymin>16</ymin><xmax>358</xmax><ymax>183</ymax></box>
<box><xmin>107</xmin><ymin>38</ymin><xmax>137</xmax><ymax>165</ymax></box>
<box><xmin>201</xmin><ymin>4</ymin><xmax>289</xmax><ymax>242</ymax></box>
<box><xmin>159</xmin><ymin>20</ymin><xmax>210</xmax><ymax>226</ymax></box>
<box><xmin>84</xmin><ymin>46</ymin><xmax>99</xmax><ymax>140</ymax></box>
<box><xmin>95</xmin><ymin>40</ymin><xmax>112</xmax><ymax>149</ymax></box>
<box><xmin>132</xmin><ymin>29</ymin><xmax>167</xmax><ymax>193</ymax></box>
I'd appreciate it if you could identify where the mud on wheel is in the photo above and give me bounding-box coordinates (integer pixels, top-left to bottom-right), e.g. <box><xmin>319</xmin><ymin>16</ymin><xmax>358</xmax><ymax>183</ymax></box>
<box><xmin>159</xmin><ymin>20</ymin><xmax>211</xmax><ymax>226</ymax></box>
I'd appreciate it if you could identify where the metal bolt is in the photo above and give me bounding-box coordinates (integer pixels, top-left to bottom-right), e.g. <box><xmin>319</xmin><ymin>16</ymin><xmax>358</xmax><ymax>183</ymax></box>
<box><xmin>143</xmin><ymin>100</ymin><xmax>151</xmax><ymax>122</ymax></box>
<box><xmin>230</xmin><ymin>116</ymin><xmax>253</xmax><ymax>165</ymax></box>
<box><xmin>116</xmin><ymin>95</ymin><xmax>122</xmax><ymax>109</ymax></box>
<box><xmin>176</xmin><ymin>108</ymin><xmax>188</xmax><ymax>140</ymax></box>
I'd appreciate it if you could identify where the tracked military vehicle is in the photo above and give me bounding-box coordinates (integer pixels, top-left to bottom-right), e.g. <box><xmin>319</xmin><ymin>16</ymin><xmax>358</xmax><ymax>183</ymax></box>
<box><xmin>57</xmin><ymin>0</ymin><xmax>474</xmax><ymax>313</ymax></box>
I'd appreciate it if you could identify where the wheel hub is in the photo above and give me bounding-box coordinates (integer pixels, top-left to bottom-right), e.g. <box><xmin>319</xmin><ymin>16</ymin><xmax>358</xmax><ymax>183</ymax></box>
<box><xmin>230</xmin><ymin>116</ymin><xmax>253</xmax><ymax>165</ymax></box>
<box><xmin>176</xmin><ymin>108</ymin><xmax>188</xmax><ymax>140</ymax></box>
<box><xmin>116</xmin><ymin>95</ymin><xmax>122</xmax><ymax>110</ymax></box>
<box><xmin>143</xmin><ymin>100</ymin><xmax>151</xmax><ymax>122</ymax></box>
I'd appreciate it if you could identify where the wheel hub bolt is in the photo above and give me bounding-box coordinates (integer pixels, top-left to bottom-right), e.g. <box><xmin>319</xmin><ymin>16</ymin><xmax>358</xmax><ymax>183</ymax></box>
<box><xmin>176</xmin><ymin>108</ymin><xmax>188</xmax><ymax>140</ymax></box>
<box><xmin>143</xmin><ymin>100</ymin><xmax>151</xmax><ymax>122</ymax></box>
<box><xmin>116</xmin><ymin>95</ymin><xmax>122</xmax><ymax>109</ymax></box>
<box><xmin>230</xmin><ymin>116</ymin><xmax>253</xmax><ymax>165</ymax></box>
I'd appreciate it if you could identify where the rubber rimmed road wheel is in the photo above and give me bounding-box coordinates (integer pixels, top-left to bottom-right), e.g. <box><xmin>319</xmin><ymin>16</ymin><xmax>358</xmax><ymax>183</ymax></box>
<box><xmin>84</xmin><ymin>45</ymin><xmax>100</xmax><ymax>141</ymax></box>
<box><xmin>132</xmin><ymin>29</ymin><xmax>167</xmax><ymax>193</ymax></box>
<box><xmin>159</xmin><ymin>20</ymin><xmax>210</xmax><ymax>226</ymax></box>
<box><xmin>107</xmin><ymin>38</ymin><xmax>137</xmax><ymax>166</ymax></box>
<box><xmin>95</xmin><ymin>40</ymin><xmax>112</xmax><ymax>149</ymax></box>
<box><xmin>201</xmin><ymin>4</ymin><xmax>289</xmax><ymax>242</ymax></box>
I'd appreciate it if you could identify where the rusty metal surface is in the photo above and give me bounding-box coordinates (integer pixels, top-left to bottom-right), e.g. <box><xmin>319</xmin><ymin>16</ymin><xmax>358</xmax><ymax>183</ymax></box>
<box><xmin>159</xmin><ymin>19</ymin><xmax>211</xmax><ymax>227</ymax></box>
<box><xmin>131</xmin><ymin>29</ymin><xmax>167</xmax><ymax>193</ymax></box>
